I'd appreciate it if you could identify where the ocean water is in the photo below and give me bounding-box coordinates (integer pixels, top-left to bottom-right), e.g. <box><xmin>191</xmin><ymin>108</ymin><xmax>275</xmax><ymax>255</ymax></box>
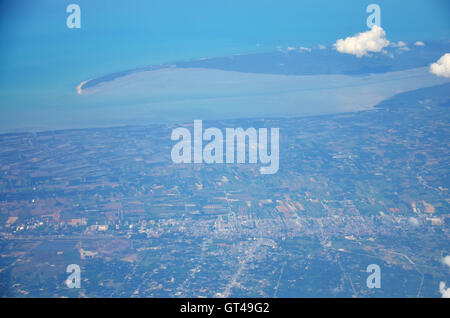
<box><xmin>0</xmin><ymin>66</ymin><xmax>448</xmax><ymax>132</ymax></box>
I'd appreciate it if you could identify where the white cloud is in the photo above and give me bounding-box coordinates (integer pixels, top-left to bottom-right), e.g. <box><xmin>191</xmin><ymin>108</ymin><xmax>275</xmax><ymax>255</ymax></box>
<box><xmin>381</xmin><ymin>49</ymin><xmax>394</xmax><ymax>59</ymax></box>
<box><xmin>287</xmin><ymin>46</ymin><xmax>296</xmax><ymax>51</ymax></box>
<box><xmin>430</xmin><ymin>53</ymin><xmax>450</xmax><ymax>78</ymax></box>
<box><xmin>391</xmin><ymin>41</ymin><xmax>407</xmax><ymax>47</ymax></box>
<box><xmin>299</xmin><ymin>46</ymin><xmax>312</xmax><ymax>52</ymax></box>
<box><xmin>440</xmin><ymin>282</ymin><xmax>450</xmax><ymax>298</ymax></box>
<box><xmin>438</xmin><ymin>256</ymin><xmax>450</xmax><ymax>298</ymax></box>
<box><xmin>318</xmin><ymin>44</ymin><xmax>326</xmax><ymax>50</ymax></box>
<box><xmin>414</xmin><ymin>41</ymin><xmax>425</xmax><ymax>47</ymax></box>
<box><xmin>334</xmin><ymin>26</ymin><xmax>390</xmax><ymax>58</ymax></box>
<box><xmin>390</xmin><ymin>41</ymin><xmax>410</xmax><ymax>51</ymax></box>
<box><xmin>442</xmin><ymin>255</ymin><xmax>450</xmax><ymax>267</ymax></box>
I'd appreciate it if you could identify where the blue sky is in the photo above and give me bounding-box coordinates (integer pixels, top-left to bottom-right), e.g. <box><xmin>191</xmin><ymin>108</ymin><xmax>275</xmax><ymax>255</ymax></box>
<box><xmin>1</xmin><ymin>0</ymin><xmax>449</xmax><ymax>86</ymax></box>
